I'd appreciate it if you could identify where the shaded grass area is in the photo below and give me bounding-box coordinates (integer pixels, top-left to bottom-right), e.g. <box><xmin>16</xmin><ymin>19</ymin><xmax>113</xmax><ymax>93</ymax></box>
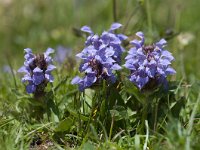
<box><xmin>0</xmin><ymin>0</ymin><xmax>200</xmax><ymax>149</ymax></box>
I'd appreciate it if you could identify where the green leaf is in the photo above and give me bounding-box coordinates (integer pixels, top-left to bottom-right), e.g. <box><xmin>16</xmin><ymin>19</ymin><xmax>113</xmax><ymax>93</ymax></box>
<box><xmin>110</xmin><ymin>106</ymin><xmax>127</xmax><ymax>121</ymax></box>
<box><xmin>171</xmin><ymin>97</ymin><xmax>186</xmax><ymax>118</ymax></box>
<box><xmin>53</xmin><ymin>76</ymin><xmax>68</xmax><ymax>92</ymax></box>
<box><xmin>67</xmin><ymin>107</ymin><xmax>89</xmax><ymax>121</ymax></box>
<box><xmin>82</xmin><ymin>141</ymin><xmax>95</xmax><ymax>150</ymax></box>
<box><xmin>100</xmin><ymin>99</ymin><xmax>106</xmax><ymax>119</ymax></box>
<box><xmin>55</xmin><ymin>117</ymin><xmax>73</xmax><ymax>132</ymax></box>
<box><xmin>47</xmin><ymin>97</ymin><xmax>60</xmax><ymax>118</ymax></box>
<box><xmin>0</xmin><ymin>118</ymin><xmax>14</xmax><ymax>128</ymax></box>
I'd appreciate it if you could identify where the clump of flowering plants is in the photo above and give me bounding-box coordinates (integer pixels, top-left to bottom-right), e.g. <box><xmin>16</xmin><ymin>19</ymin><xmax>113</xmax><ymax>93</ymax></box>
<box><xmin>18</xmin><ymin>48</ymin><xmax>56</xmax><ymax>96</ymax></box>
<box><xmin>71</xmin><ymin>23</ymin><xmax>127</xmax><ymax>91</ymax></box>
<box><xmin>124</xmin><ymin>32</ymin><xmax>176</xmax><ymax>90</ymax></box>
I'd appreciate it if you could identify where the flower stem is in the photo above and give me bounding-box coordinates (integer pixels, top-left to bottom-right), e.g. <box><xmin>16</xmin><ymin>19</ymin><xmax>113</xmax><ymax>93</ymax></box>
<box><xmin>109</xmin><ymin>113</ymin><xmax>115</xmax><ymax>141</ymax></box>
<box><xmin>153</xmin><ymin>98</ymin><xmax>159</xmax><ymax>132</ymax></box>
<box><xmin>141</xmin><ymin>94</ymin><xmax>149</xmax><ymax>133</ymax></box>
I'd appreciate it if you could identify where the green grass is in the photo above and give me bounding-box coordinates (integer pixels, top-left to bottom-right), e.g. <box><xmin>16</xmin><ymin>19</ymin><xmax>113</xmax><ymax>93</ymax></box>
<box><xmin>0</xmin><ymin>0</ymin><xmax>200</xmax><ymax>149</ymax></box>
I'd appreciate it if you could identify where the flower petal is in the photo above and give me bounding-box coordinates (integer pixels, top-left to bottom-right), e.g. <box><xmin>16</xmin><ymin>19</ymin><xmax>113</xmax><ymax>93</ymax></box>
<box><xmin>109</xmin><ymin>23</ymin><xmax>122</xmax><ymax>31</ymax></box>
<box><xmin>26</xmin><ymin>83</ymin><xmax>36</xmax><ymax>94</ymax></box>
<box><xmin>130</xmin><ymin>39</ymin><xmax>141</xmax><ymax>48</ymax></box>
<box><xmin>156</xmin><ymin>39</ymin><xmax>167</xmax><ymax>47</ymax></box>
<box><xmin>111</xmin><ymin>64</ymin><xmax>121</xmax><ymax>70</ymax></box>
<box><xmin>24</xmin><ymin>48</ymin><xmax>32</xmax><ymax>53</ymax></box>
<box><xmin>46</xmin><ymin>64</ymin><xmax>56</xmax><ymax>72</ymax></box>
<box><xmin>33</xmin><ymin>67</ymin><xmax>43</xmax><ymax>73</ymax></box>
<box><xmin>18</xmin><ymin>66</ymin><xmax>29</xmax><ymax>73</ymax></box>
<box><xmin>32</xmin><ymin>72</ymin><xmax>44</xmax><ymax>85</ymax></box>
<box><xmin>165</xmin><ymin>67</ymin><xmax>176</xmax><ymax>75</ymax></box>
<box><xmin>71</xmin><ymin>76</ymin><xmax>82</xmax><ymax>84</ymax></box>
<box><xmin>45</xmin><ymin>73</ymin><xmax>54</xmax><ymax>82</ymax></box>
<box><xmin>81</xmin><ymin>26</ymin><xmax>93</xmax><ymax>34</ymax></box>
<box><xmin>117</xmin><ymin>34</ymin><xmax>128</xmax><ymax>41</ymax></box>
<box><xmin>84</xmin><ymin>73</ymin><xmax>97</xmax><ymax>87</ymax></box>
<box><xmin>22</xmin><ymin>74</ymin><xmax>32</xmax><ymax>83</ymax></box>
<box><xmin>136</xmin><ymin>76</ymin><xmax>149</xmax><ymax>89</ymax></box>
<box><xmin>44</xmin><ymin>48</ymin><xmax>54</xmax><ymax>58</ymax></box>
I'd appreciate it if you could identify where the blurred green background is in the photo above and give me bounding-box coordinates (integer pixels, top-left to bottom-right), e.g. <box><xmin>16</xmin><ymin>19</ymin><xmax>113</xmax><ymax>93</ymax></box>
<box><xmin>0</xmin><ymin>1</ymin><xmax>199</xmax><ymax>149</ymax></box>
<box><xmin>0</xmin><ymin>0</ymin><xmax>200</xmax><ymax>80</ymax></box>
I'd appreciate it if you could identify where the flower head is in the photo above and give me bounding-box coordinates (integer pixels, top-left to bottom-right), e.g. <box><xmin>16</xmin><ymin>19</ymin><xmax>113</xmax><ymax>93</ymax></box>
<box><xmin>18</xmin><ymin>48</ymin><xmax>56</xmax><ymax>94</ymax></box>
<box><xmin>124</xmin><ymin>32</ymin><xmax>176</xmax><ymax>90</ymax></box>
<box><xmin>72</xmin><ymin>23</ymin><xmax>127</xmax><ymax>91</ymax></box>
<box><xmin>81</xmin><ymin>23</ymin><xmax>127</xmax><ymax>63</ymax></box>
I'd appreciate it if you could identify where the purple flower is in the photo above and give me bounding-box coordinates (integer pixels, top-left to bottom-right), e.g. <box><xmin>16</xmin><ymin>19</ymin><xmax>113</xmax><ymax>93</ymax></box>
<box><xmin>18</xmin><ymin>48</ymin><xmax>56</xmax><ymax>94</ymax></box>
<box><xmin>81</xmin><ymin>23</ymin><xmax>127</xmax><ymax>63</ymax></box>
<box><xmin>54</xmin><ymin>46</ymin><xmax>72</xmax><ymax>64</ymax></box>
<box><xmin>124</xmin><ymin>32</ymin><xmax>176</xmax><ymax>90</ymax></box>
<box><xmin>72</xmin><ymin>23</ymin><xmax>126</xmax><ymax>91</ymax></box>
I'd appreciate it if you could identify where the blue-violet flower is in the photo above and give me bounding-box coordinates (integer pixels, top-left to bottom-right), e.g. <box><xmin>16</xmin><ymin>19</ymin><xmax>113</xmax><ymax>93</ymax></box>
<box><xmin>124</xmin><ymin>32</ymin><xmax>176</xmax><ymax>90</ymax></box>
<box><xmin>18</xmin><ymin>48</ymin><xmax>56</xmax><ymax>94</ymax></box>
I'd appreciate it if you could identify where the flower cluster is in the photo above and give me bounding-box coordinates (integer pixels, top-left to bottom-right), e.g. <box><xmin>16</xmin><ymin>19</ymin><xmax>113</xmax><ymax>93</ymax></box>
<box><xmin>18</xmin><ymin>48</ymin><xmax>56</xmax><ymax>94</ymax></box>
<box><xmin>124</xmin><ymin>32</ymin><xmax>176</xmax><ymax>90</ymax></box>
<box><xmin>71</xmin><ymin>23</ymin><xmax>127</xmax><ymax>91</ymax></box>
